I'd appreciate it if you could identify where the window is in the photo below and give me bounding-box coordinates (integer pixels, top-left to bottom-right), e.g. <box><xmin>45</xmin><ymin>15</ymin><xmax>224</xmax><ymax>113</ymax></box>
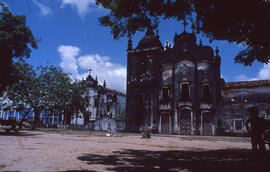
<box><xmin>107</xmin><ymin>104</ymin><xmax>111</xmax><ymax>112</ymax></box>
<box><xmin>140</xmin><ymin>62</ymin><xmax>147</xmax><ymax>74</ymax></box>
<box><xmin>94</xmin><ymin>99</ymin><xmax>98</xmax><ymax>107</ymax></box>
<box><xmin>234</xmin><ymin>120</ymin><xmax>243</xmax><ymax>131</ymax></box>
<box><xmin>181</xmin><ymin>83</ymin><xmax>190</xmax><ymax>101</ymax></box>
<box><xmin>202</xmin><ymin>85</ymin><xmax>211</xmax><ymax>103</ymax></box>
<box><xmin>162</xmin><ymin>87</ymin><xmax>169</xmax><ymax>101</ymax></box>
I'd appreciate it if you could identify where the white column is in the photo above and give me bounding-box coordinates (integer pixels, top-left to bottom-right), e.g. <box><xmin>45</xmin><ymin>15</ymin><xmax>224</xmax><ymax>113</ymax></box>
<box><xmin>212</xmin><ymin>123</ymin><xmax>215</xmax><ymax>135</ymax></box>
<box><xmin>7</xmin><ymin>110</ymin><xmax>9</xmax><ymax>120</ymax></box>
<box><xmin>40</xmin><ymin>111</ymin><xmax>42</xmax><ymax>123</ymax></box>
<box><xmin>191</xmin><ymin>111</ymin><xmax>194</xmax><ymax>135</ymax></box>
<box><xmin>52</xmin><ymin>114</ymin><xmax>55</xmax><ymax>125</ymax></box>
<box><xmin>243</xmin><ymin>121</ymin><xmax>245</xmax><ymax>133</ymax></box>
<box><xmin>43</xmin><ymin>112</ymin><xmax>46</xmax><ymax>124</ymax></box>
<box><xmin>150</xmin><ymin>101</ymin><xmax>153</xmax><ymax>127</ymax></box>
<box><xmin>200</xmin><ymin>113</ymin><xmax>203</xmax><ymax>135</ymax></box>
<box><xmin>0</xmin><ymin>110</ymin><xmax>3</xmax><ymax>119</ymax></box>
<box><xmin>174</xmin><ymin>110</ymin><xmax>178</xmax><ymax>134</ymax></box>
<box><xmin>56</xmin><ymin>113</ymin><xmax>58</xmax><ymax>125</ymax></box>
<box><xmin>169</xmin><ymin>115</ymin><xmax>172</xmax><ymax>134</ymax></box>
<box><xmin>159</xmin><ymin>115</ymin><xmax>161</xmax><ymax>133</ymax></box>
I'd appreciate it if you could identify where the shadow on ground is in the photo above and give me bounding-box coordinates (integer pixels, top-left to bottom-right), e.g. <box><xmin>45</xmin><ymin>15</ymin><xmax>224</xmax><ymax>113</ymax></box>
<box><xmin>0</xmin><ymin>130</ymin><xmax>42</xmax><ymax>137</ymax></box>
<box><xmin>75</xmin><ymin>149</ymin><xmax>270</xmax><ymax>172</ymax></box>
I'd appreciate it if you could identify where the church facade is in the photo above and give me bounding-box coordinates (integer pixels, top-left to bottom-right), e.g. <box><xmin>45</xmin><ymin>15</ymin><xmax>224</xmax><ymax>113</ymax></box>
<box><xmin>126</xmin><ymin>28</ymin><xmax>270</xmax><ymax>135</ymax></box>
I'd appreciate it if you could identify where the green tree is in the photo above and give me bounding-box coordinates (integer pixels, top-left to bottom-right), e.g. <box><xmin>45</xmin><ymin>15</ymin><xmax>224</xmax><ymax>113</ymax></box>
<box><xmin>96</xmin><ymin>0</ymin><xmax>270</xmax><ymax>65</ymax></box>
<box><xmin>38</xmin><ymin>65</ymin><xmax>73</xmax><ymax>125</ymax></box>
<box><xmin>0</xmin><ymin>3</ymin><xmax>38</xmax><ymax>92</ymax></box>
<box><xmin>5</xmin><ymin>62</ymin><xmax>41</xmax><ymax>129</ymax></box>
<box><xmin>39</xmin><ymin>65</ymin><xmax>91</xmax><ymax>126</ymax></box>
<box><xmin>4</xmin><ymin>62</ymin><xmax>92</xmax><ymax>129</ymax></box>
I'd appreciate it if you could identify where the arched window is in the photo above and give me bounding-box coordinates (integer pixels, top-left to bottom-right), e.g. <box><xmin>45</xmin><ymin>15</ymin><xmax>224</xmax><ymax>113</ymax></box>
<box><xmin>107</xmin><ymin>104</ymin><xmax>111</xmax><ymax>112</ymax></box>
<box><xmin>202</xmin><ymin>84</ymin><xmax>212</xmax><ymax>104</ymax></box>
<box><xmin>180</xmin><ymin>83</ymin><xmax>190</xmax><ymax>101</ymax></box>
<box><xmin>182</xmin><ymin>84</ymin><xmax>189</xmax><ymax>99</ymax></box>
<box><xmin>94</xmin><ymin>98</ymin><xmax>98</xmax><ymax>107</ymax></box>
<box><xmin>162</xmin><ymin>87</ymin><xmax>169</xmax><ymax>101</ymax></box>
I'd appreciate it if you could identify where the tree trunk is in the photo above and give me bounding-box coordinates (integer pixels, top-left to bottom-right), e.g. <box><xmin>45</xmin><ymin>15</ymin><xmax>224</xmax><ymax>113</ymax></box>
<box><xmin>64</xmin><ymin>110</ymin><xmax>71</xmax><ymax>125</ymax></box>
<box><xmin>83</xmin><ymin>112</ymin><xmax>89</xmax><ymax>126</ymax></box>
<box><xmin>33</xmin><ymin>108</ymin><xmax>40</xmax><ymax>129</ymax></box>
<box><xmin>0</xmin><ymin>47</ymin><xmax>13</xmax><ymax>92</ymax></box>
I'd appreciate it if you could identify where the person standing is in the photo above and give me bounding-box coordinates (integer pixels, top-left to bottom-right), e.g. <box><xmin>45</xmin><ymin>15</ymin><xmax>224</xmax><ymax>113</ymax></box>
<box><xmin>245</xmin><ymin>106</ymin><xmax>267</xmax><ymax>152</ymax></box>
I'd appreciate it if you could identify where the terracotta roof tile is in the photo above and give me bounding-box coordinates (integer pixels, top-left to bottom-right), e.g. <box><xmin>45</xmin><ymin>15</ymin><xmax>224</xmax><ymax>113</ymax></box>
<box><xmin>105</xmin><ymin>88</ymin><xmax>126</xmax><ymax>97</ymax></box>
<box><xmin>223</xmin><ymin>80</ymin><xmax>270</xmax><ymax>89</ymax></box>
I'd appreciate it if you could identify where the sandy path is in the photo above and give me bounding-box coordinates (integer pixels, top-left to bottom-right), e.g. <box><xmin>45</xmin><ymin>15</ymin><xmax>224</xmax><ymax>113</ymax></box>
<box><xmin>0</xmin><ymin>130</ymin><xmax>252</xmax><ymax>172</ymax></box>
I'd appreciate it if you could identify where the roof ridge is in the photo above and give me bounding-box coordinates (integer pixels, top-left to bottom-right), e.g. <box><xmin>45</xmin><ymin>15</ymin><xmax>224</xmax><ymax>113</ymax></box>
<box><xmin>105</xmin><ymin>88</ymin><xmax>126</xmax><ymax>96</ymax></box>
<box><xmin>224</xmin><ymin>80</ymin><xmax>270</xmax><ymax>89</ymax></box>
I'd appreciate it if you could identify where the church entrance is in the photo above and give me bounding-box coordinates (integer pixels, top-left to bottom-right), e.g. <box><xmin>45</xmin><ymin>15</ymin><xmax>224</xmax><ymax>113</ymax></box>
<box><xmin>160</xmin><ymin>113</ymin><xmax>171</xmax><ymax>134</ymax></box>
<box><xmin>178</xmin><ymin>109</ymin><xmax>192</xmax><ymax>135</ymax></box>
<box><xmin>202</xmin><ymin>112</ymin><xmax>213</xmax><ymax>135</ymax></box>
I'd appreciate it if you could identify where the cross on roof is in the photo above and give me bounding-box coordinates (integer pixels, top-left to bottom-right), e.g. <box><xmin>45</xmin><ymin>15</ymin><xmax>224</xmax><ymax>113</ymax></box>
<box><xmin>88</xmin><ymin>68</ymin><xmax>92</xmax><ymax>75</ymax></box>
<box><xmin>191</xmin><ymin>22</ymin><xmax>195</xmax><ymax>33</ymax></box>
<box><xmin>183</xmin><ymin>19</ymin><xmax>187</xmax><ymax>32</ymax></box>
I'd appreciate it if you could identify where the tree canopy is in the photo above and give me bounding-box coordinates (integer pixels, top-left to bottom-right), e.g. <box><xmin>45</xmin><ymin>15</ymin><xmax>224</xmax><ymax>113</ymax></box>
<box><xmin>0</xmin><ymin>3</ymin><xmax>38</xmax><ymax>91</ymax></box>
<box><xmin>5</xmin><ymin>62</ymin><xmax>40</xmax><ymax>127</ymax></box>
<box><xmin>4</xmin><ymin>62</ymin><xmax>91</xmax><ymax>128</ymax></box>
<box><xmin>96</xmin><ymin>0</ymin><xmax>270</xmax><ymax>66</ymax></box>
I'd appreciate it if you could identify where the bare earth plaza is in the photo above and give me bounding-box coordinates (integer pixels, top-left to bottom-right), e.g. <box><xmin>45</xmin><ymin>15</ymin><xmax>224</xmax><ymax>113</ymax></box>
<box><xmin>1</xmin><ymin>129</ymin><xmax>269</xmax><ymax>172</ymax></box>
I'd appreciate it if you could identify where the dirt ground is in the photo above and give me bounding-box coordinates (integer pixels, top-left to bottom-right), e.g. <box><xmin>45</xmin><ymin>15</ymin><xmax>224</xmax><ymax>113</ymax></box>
<box><xmin>0</xmin><ymin>129</ymin><xmax>269</xmax><ymax>172</ymax></box>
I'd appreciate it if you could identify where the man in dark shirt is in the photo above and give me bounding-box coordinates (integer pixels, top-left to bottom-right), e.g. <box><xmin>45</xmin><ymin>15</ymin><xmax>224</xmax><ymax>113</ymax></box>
<box><xmin>245</xmin><ymin>106</ymin><xmax>267</xmax><ymax>152</ymax></box>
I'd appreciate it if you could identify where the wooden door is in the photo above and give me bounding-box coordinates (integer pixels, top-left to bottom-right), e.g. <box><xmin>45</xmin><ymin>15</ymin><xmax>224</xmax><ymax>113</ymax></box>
<box><xmin>179</xmin><ymin>109</ymin><xmax>191</xmax><ymax>135</ymax></box>
<box><xmin>202</xmin><ymin>112</ymin><xmax>213</xmax><ymax>135</ymax></box>
<box><xmin>161</xmin><ymin>114</ymin><xmax>170</xmax><ymax>134</ymax></box>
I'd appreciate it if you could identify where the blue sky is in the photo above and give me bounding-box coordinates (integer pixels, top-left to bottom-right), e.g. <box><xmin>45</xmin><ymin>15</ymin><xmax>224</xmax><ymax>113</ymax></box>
<box><xmin>2</xmin><ymin>0</ymin><xmax>270</xmax><ymax>92</ymax></box>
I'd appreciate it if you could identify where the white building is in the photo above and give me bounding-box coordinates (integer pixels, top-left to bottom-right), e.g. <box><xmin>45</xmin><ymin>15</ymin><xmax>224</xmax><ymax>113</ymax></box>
<box><xmin>0</xmin><ymin>74</ymin><xmax>126</xmax><ymax>132</ymax></box>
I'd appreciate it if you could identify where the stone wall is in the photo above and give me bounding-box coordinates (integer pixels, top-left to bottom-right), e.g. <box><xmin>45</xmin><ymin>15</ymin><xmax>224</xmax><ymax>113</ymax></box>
<box><xmin>219</xmin><ymin>86</ymin><xmax>270</xmax><ymax>134</ymax></box>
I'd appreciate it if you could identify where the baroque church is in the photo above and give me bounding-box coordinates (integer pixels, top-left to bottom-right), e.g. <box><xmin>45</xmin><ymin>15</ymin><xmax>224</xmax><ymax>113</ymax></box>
<box><xmin>126</xmin><ymin>27</ymin><xmax>270</xmax><ymax>135</ymax></box>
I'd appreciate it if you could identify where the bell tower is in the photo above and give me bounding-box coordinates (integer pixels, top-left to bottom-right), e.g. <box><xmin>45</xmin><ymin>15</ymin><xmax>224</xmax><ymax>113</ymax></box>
<box><xmin>126</xmin><ymin>26</ymin><xmax>163</xmax><ymax>132</ymax></box>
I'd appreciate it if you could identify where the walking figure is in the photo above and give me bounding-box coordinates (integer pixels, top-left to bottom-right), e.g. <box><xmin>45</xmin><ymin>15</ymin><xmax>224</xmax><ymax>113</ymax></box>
<box><xmin>245</xmin><ymin>106</ymin><xmax>267</xmax><ymax>152</ymax></box>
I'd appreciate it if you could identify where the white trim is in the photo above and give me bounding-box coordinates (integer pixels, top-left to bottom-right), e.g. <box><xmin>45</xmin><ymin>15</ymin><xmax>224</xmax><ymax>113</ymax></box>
<box><xmin>6</xmin><ymin>110</ymin><xmax>9</xmax><ymax>120</ymax></box>
<box><xmin>200</xmin><ymin>113</ymin><xmax>203</xmax><ymax>135</ymax></box>
<box><xmin>174</xmin><ymin>110</ymin><xmax>178</xmax><ymax>134</ymax></box>
<box><xmin>159</xmin><ymin>115</ymin><xmax>161</xmax><ymax>133</ymax></box>
<box><xmin>191</xmin><ymin>111</ymin><xmax>194</xmax><ymax>135</ymax></box>
<box><xmin>169</xmin><ymin>115</ymin><xmax>172</xmax><ymax>134</ymax></box>
<box><xmin>150</xmin><ymin>96</ymin><xmax>153</xmax><ymax>128</ymax></box>
<box><xmin>0</xmin><ymin>110</ymin><xmax>3</xmax><ymax>119</ymax></box>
